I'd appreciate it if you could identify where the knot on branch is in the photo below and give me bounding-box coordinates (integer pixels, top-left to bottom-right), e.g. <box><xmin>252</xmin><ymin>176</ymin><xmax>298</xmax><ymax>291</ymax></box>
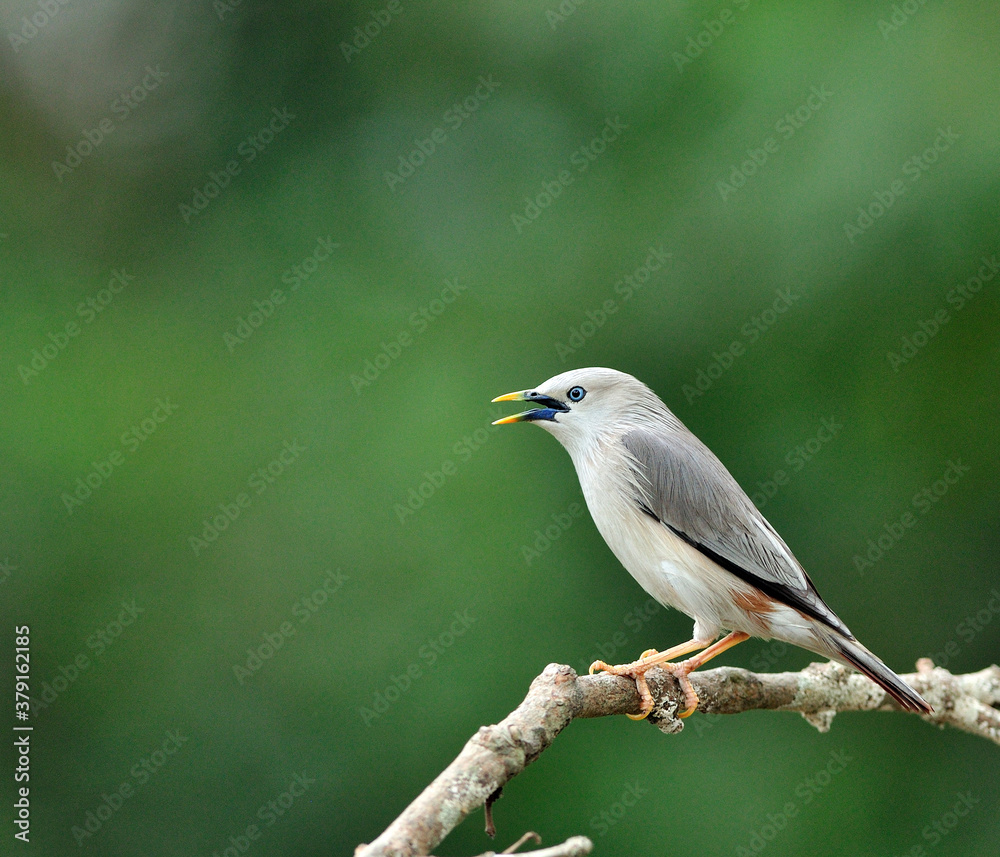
<box><xmin>913</xmin><ymin>660</ymin><xmax>1000</xmax><ymax>744</ymax></box>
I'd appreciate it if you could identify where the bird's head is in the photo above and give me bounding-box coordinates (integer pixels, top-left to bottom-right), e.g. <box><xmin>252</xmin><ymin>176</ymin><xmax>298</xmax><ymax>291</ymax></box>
<box><xmin>492</xmin><ymin>367</ymin><xmax>670</xmax><ymax>457</ymax></box>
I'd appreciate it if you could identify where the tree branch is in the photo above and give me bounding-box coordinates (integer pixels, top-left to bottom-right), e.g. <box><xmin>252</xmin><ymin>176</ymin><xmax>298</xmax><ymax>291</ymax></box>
<box><xmin>453</xmin><ymin>831</ymin><xmax>593</xmax><ymax>857</ymax></box>
<box><xmin>355</xmin><ymin>659</ymin><xmax>1000</xmax><ymax>857</ymax></box>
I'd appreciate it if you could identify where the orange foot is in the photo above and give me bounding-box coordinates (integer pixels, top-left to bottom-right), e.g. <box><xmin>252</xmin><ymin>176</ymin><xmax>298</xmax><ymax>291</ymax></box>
<box><xmin>589</xmin><ymin>652</ymin><xmax>700</xmax><ymax>719</ymax></box>
<box><xmin>589</xmin><ymin>631</ymin><xmax>750</xmax><ymax>720</ymax></box>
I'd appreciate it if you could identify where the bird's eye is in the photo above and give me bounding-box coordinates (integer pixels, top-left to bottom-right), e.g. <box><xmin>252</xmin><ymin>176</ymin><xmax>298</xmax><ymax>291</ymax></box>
<box><xmin>567</xmin><ymin>386</ymin><xmax>586</xmax><ymax>402</ymax></box>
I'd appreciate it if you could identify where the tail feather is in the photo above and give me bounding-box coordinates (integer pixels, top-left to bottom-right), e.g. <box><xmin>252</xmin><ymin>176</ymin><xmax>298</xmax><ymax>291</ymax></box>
<box><xmin>826</xmin><ymin>635</ymin><xmax>932</xmax><ymax>714</ymax></box>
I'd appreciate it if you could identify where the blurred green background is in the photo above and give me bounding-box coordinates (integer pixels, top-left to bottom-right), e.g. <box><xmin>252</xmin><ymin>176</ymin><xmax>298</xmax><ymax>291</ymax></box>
<box><xmin>2</xmin><ymin>1</ymin><xmax>999</xmax><ymax>854</ymax></box>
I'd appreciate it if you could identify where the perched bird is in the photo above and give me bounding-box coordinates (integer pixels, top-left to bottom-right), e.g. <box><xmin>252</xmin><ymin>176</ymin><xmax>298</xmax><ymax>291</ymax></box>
<box><xmin>492</xmin><ymin>368</ymin><xmax>931</xmax><ymax>719</ymax></box>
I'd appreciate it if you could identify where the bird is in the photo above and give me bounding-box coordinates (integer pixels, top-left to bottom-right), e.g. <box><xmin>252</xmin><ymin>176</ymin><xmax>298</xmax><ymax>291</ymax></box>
<box><xmin>492</xmin><ymin>367</ymin><xmax>931</xmax><ymax>720</ymax></box>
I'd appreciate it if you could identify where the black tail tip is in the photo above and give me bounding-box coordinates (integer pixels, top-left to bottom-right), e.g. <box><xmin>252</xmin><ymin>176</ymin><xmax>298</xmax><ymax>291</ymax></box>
<box><xmin>894</xmin><ymin>693</ymin><xmax>933</xmax><ymax>715</ymax></box>
<box><xmin>829</xmin><ymin>637</ymin><xmax>933</xmax><ymax>714</ymax></box>
<box><xmin>863</xmin><ymin>664</ymin><xmax>933</xmax><ymax>714</ymax></box>
<box><xmin>893</xmin><ymin>688</ymin><xmax>933</xmax><ymax>715</ymax></box>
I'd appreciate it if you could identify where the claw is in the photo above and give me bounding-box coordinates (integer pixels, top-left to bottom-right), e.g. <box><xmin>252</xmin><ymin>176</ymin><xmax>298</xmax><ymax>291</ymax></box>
<box><xmin>626</xmin><ymin>671</ymin><xmax>655</xmax><ymax>719</ymax></box>
<box><xmin>672</xmin><ymin>668</ymin><xmax>700</xmax><ymax>717</ymax></box>
<box><xmin>589</xmin><ymin>658</ymin><xmax>654</xmax><ymax>718</ymax></box>
<box><xmin>586</xmin><ymin>633</ymin><xmax>748</xmax><ymax>721</ymax></box>
<box><xmin>590</xmin><ymin>657</ymin><xmax>656</xmax><ymax>719</ymax></box>
<box><xmin>591</xmin><ymin>658</ymin><xmax>702</xmax><ymax>719</ymax></box>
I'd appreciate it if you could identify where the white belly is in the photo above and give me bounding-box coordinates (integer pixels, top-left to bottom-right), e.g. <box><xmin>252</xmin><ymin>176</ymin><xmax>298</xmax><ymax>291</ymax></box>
<box><xmin>562</xmin><ymin>435</ymin><xmax>826</xmax><ymax>654</ymax></box>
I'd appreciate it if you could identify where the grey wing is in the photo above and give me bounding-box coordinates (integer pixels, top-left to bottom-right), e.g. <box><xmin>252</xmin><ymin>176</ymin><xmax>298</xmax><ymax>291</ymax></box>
<box><xmin>621</xmin><ymin>428</ymin><xmax>851</xmax><ymax>637</ymax></box>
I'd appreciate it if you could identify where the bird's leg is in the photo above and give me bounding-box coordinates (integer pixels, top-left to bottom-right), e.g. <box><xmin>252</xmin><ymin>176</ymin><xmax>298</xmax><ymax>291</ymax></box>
<box><xmin>589</xmin><ymin>637</ymin><xmax>712</xmax><ymax>720</ymax></box>
<box><xmin>589</xmin><ymin>631</ymin><xmax>751</xmax><ymax>720</ymax></box>
<box><xmin>667</xmin><ymin>631</ymin><xmax>751</xmax><ymax>718</ymax></box>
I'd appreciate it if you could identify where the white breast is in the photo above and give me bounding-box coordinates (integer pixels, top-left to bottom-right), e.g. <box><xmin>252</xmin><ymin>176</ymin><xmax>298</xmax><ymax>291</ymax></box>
<box><xmin>571</xmin><ymin>439</ymin><xmax>766</xmax><ymax>643</ymax></box>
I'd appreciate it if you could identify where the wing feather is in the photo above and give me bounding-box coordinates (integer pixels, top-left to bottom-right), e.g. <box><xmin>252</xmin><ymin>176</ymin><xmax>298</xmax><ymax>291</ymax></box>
<box><xmin>621</xmin><ymin>428</ymin><xmax>851</xmax><ymax>637</ymax></box>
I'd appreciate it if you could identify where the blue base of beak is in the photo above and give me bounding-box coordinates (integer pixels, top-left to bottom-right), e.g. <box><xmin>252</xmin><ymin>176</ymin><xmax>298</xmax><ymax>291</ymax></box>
<box><xmin>522</xmin><ymin>408</ymin><xmax>560</xmax><ymax>422</ymax></box>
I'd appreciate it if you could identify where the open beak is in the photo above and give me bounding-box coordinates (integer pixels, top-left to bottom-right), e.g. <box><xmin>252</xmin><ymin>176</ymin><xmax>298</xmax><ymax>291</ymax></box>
<box><xmin>491</xmin><ymin>390</ymin><xmax>570</xmax><ymax>424</ymax></box>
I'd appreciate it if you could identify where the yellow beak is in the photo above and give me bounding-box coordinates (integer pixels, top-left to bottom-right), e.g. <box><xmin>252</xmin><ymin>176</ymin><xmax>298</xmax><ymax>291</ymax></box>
<box><xmin>491</xmin><ymin>390</ymin><xmax>531</xmax><ymax>424</ymax></box>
